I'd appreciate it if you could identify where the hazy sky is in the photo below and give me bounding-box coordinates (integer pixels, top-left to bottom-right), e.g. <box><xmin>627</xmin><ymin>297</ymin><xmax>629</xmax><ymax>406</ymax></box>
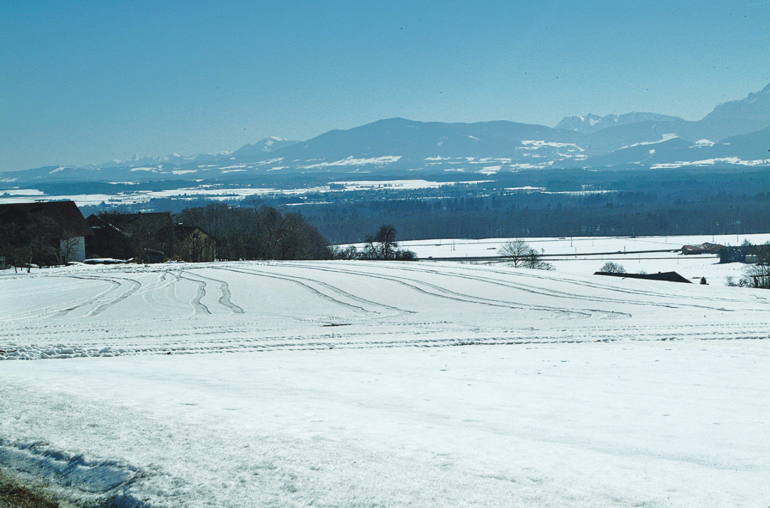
<box><xmin>1</xmin><ymin>0</ymin><xmax>769</xmax><ymax>172</ymax></box>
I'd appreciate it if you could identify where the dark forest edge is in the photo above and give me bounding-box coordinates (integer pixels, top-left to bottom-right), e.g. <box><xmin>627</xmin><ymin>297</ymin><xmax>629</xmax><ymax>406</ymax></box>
<box><xmin>173</xmin><ymin>203</ymin><xmax>331</xmax><ymax>261</ymax></box>
<box><xmin>73</xmin><ymin>167</ymin><xmax>770</xmax><ymax>245</ymax></box>
<box><xmin>3</xmin><ymin>167</ymin><xmax>769</xmax><ymax>269</ymax></box>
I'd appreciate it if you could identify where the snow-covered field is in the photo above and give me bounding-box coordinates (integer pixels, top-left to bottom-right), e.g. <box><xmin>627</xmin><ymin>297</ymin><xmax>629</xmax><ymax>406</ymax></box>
<box><xmin>1</xmin><ymin>259</ymin><xmax>768</xmax><ymax>507</ymax></box>
<box><xmin>399</xmin><ymin>233</ymin><xmax>770</xmax><ymax>287</ymax></box>
<box><xmin>401</xmin><ymin>233</ymin><xmax>770</xmax><ymax>260</ymax></box>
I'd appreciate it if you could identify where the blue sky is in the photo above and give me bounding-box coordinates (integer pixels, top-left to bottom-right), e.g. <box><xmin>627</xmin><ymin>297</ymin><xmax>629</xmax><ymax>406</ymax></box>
<box><xmin>1</xmin><ymin>0</ymin><xmax>768</xmax><ymax>172</ymax></box>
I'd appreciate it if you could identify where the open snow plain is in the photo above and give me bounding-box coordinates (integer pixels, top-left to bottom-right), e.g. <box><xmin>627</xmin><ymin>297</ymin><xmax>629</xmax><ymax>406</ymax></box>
<box><xmin>402</xmin><ymin>233</ymin><xmax>770</xmax><ymax>287</ymax></box>
<box><xmin>1</xmin><ymin>260</ymin><xmax>769</xmax><ymax>507</ymax></box>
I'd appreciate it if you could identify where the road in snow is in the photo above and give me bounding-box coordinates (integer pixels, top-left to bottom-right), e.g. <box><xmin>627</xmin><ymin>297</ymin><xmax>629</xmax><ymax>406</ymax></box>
<box><xmin>1</xmin><ymin>260</ymin><xmax>768</xmax><ymax>507</ymax></box>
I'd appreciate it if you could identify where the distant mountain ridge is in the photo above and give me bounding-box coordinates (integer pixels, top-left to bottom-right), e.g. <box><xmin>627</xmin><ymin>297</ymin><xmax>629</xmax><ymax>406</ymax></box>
<box><xmin>558</xmin><ymin>83</ymin><xmax>770</xmax><ymax>142</ymax></box>
<box><xmin>2</xmin><ymin>83</ymin><xmax>768</xmax><ymax>186</ymax></box>
<box><xmin>693</xmin><ymin>82</ymin><xmax>770</xmax><ymax>141</ymax></box>
<box><xmin>555</xmin><ymin>112</ymin><xmax>683</xmax><ymax>134</ymax></box>
<box><xmin>231</xmin><ymin>137</ymin><xmax>299</xmax><ymax>157</ymax></box>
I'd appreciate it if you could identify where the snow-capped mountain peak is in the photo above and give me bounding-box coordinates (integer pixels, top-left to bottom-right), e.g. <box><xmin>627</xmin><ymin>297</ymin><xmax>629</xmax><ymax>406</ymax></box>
<box><xmin>555</xmin><ymin>112</ymin><xmax>682</xmax><ymax>134</ymax></box>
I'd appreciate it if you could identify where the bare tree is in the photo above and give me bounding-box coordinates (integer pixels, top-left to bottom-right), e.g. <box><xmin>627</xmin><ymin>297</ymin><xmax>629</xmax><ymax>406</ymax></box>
<box><xmin>330</xmin><ymin>245</ymin><xmax>359</xmax><ymax>260</ymax></box>
<box><xmin>599</xmin><ymin>262</ymin><xmax>626</xmax><ymax>274</ymax></box>
<box><xmin>525</xmin><ymin>253</ymin><xmax>555</xmax><ymax>271</ymax></box>
<box><xmin>364</xmin><ymin>224</ymin><xmax>398</xmax><ymax>260</ymax></box>
<box><xmin>358</xmin><ymin>224</ymin><xmax>416</xmax><ymax>261</ymax></box>
<box><xmin>499</xmin><ymin>239</ymin><xmax>531</xmax><ymax>267</ymax></box>
<box><xmin>15</xmin><ymin>219</ymin><xmax>59</xmax><ymax>270</ymax></box>
<box><xmin>500</xmin><ymin>239</ymin><xmax>554</xmax><ymax>270</ymax></box>
<box><xmin>59</xmin><ymin>237</ymin><xmax>81</xmax><ymax>264</ymax></box>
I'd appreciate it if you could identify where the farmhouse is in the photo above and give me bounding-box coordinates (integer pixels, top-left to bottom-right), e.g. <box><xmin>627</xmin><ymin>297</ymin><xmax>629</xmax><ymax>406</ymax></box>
<box><xmin>681</xmin><ymin>243</ymin><xmax>724</xmax><ymax>255</ymax></box>
<box><xmin>173</xmin><ymin>224</ymin><xmax>217</xmax><ymax>262</ymax></box>
<box><xmin>86</xmin><ymin>212</ymin><xmax>174</xmax><ymax>262</ymax></box>
<box><xmin>85</xmin><ymin>212</ymin><xmax>217</xmax><ymax>262</ymax></box>
<box><xmin>0</xmin><ymin>200</ymin><xmax>93</xmax><ymax>264</ymax></box>
<box><xmin>85</xmin><ymin>214</ymin><xmax>137</xmax><ymax>260</ymax></box>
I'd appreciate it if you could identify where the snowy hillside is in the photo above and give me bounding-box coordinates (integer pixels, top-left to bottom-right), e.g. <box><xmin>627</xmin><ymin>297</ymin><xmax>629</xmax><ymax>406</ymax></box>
<box><xmin>1</xmin><ymin>261</ymin><xmax>768</xmax><ymax>507</ymax></box>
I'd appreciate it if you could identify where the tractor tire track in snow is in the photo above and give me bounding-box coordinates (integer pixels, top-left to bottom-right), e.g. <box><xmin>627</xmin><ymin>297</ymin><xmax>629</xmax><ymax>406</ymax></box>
<box><xmin>0</xmin><ymin>276</ymin><xmax>120</xmax><ymax>321</ymax></box>
<box><xmin>239</xmin><ymin>268</ymin><xmax>414</xmax><ymax>315</ymax></box>
<box><xmin>290</xmin><ymin>263</ymin><xmax>599</xmax><ymax>317</ymax></box>
<box><xmin>3</xmin><ymin>323</ymin><xmax>769</xmax><ymax>360</ymax></box>
<box><xmin>85</xmin><ymin>277</ymin><xmax>142</xmax><ymax>317</ymax></box>
<box><xmin>50</xmin><ymin>276</ymin><xmax>124</xmax><ymax>318</ymax></box>
<box><xmin>224</xmin><ymin>266</ymin><xmax>413</xmax><ymax>315</ymax></box>
<box><xmin>179</xmin><ymin>274</ymin><xmax>211</xmax><ymax>315</ymax></box>
<box><xmin>3</xmin><ymin>261</ymin><xmax>769</xmax><ymax>361</ymax></box>
<box><xmin>135</xmin><ymin>271</ymin><xmax>189</xmax><ymax>312</ymax></box>
<box><xmin>313</xmin><ymin>262</ymin><xmax>746</xmax><ymax>315</ymax></box>
<box><xmin>458</xmin><ymin>264</ymin><xmax>764</xmax><ymax>310</ymax></box>
<box><xmin>182</xmin><ymin>270</ymin><xmax>244</xmax><ymax>314</ymax></box>
<box><xmin>222</xmin><ymin>267</ymin><xmax>383</xmax><ymax>315</ymax></box>
<box><xmin>376</xmin><ymin>263</ymin><xmax>677</xmax><ymax>313</ymax></box>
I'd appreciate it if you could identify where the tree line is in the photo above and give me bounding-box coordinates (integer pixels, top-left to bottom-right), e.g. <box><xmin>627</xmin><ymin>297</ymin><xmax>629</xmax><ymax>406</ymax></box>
<box><xmin>173</xmin><ymin>202</ymin><xmax>331</xmax><ymax>261</ymax></box>
<box><xmin>300</xmin><ymin>197</ymin><xmax>770</xmax><ymax>244</ymax></box>
<box><xmin>330</xmin><ymin>224</ymin><xmax>417</xmax><ymax>261</ymax></box>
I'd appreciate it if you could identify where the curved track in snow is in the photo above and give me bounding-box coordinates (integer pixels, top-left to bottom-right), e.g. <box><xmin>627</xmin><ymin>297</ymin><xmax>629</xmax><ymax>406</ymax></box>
<box><xmin>1</xmin><ymin>261</ymin><xmax>768</xmax><ymax>361</ymax></box>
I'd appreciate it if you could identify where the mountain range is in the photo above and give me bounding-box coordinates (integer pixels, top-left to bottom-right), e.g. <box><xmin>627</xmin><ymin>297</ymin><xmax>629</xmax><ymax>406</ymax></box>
<box><xmin>3</xmin><ymin>83</ymin><xmax>769</xmax><ymax>186</ymax></box>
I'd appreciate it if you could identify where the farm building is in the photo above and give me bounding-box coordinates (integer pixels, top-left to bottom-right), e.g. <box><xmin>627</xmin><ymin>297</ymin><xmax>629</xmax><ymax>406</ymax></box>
<box><xmin>0</xmin><ymin>200</ymin><xmax>93</xmax><ymax>264</ymax></box>
<box><xmin>85</xmin><ymin>212</ymin><xmax>216</xmax><ymax>262</ymax></box>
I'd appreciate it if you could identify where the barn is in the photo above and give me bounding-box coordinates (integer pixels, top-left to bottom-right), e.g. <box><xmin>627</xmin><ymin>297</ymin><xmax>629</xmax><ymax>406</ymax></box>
<box><xmin>0</xmin><ymin>201</ymin><xmax>93</xmax><ymax>264</ymax></box>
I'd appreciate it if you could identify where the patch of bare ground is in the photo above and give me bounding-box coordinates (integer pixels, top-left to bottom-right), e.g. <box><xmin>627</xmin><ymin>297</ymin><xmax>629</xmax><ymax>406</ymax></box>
<box><xmin>0</xmin><ymin>469</ymin><xmax>77</xmax><ymax>508</ymax></box>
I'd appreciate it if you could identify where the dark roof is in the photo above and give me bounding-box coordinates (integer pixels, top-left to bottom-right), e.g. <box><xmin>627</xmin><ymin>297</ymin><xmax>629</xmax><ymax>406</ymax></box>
<box><xmin>123</xmin><ymin>212</ymin><xmax>172</xmax><ymax>228</ymax></box>
<box><xmin>681</xmin><ymin>243</ymin><xmax>724</xmax><ymax>255</ymax></box>
<box><xmin>0</xmin><ymin>201</ymin><xmax>93</xmax><ymax>237</ymax></box>
<box><xmin>85</xmin><ymin>213</ymin><xmax>109</xmax><ymax>228</ymax></box>
<box><xmin>594</xmin><ymin>271</ymin><xmax>691</xmax><ymax>283</ymax></box>
<box><xmin>174</xmin><ymin>224</ymin><xmax>216</xmax><ymax>241</ymax></box>
<box><xmin>94</xmin><ymin>212</ymin><xmax>172</xmax><ymax>238</ymax></box>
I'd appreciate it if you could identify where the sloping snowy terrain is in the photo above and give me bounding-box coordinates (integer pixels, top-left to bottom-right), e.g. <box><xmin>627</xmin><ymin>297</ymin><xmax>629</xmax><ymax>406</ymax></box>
<box><xmin>394</xmin><ymin>233</ymin><xmax>770</xmax><ymax>286</ymax></box>
<box><xmin>1</xmin><ymin>260</ymin><xmax>768</xmax><ymax>507</ymax></box>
